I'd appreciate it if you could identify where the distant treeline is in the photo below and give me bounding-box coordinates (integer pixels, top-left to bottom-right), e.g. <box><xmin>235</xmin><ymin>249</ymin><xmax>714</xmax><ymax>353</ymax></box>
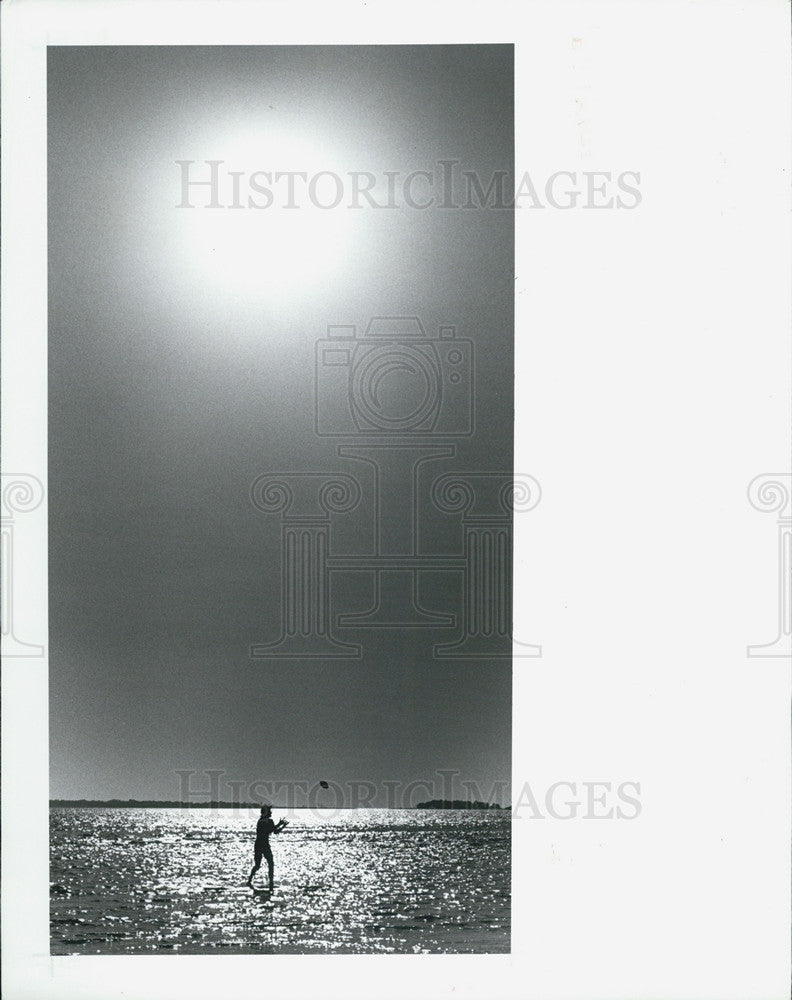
<box><xmin>414</xmin><ymin>800</ymin><xmax>504</xmax><ymax>809</ymax></box>
<box><xmin>50</xmin><ymin>798</ymin><xmax>506</xmax><ymax>809</ymax></box>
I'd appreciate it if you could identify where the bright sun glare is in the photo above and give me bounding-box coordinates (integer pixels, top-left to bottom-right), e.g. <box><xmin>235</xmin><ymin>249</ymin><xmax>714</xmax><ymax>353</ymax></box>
<box><xmin>175</xmin><ymin>128</ymin><xmax>354</xmax><ymax>301</ymax></box>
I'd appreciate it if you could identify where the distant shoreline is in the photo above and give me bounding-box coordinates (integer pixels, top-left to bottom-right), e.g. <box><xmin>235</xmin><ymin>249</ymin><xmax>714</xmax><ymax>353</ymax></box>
<box><xmin>50</xmin><ymin>799</ymin><xmax>507</xmax><ymax>810</ymax></box>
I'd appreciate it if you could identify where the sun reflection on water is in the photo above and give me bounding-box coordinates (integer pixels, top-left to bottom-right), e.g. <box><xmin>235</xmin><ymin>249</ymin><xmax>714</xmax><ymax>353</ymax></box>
<box><xmin>51</xmin><ymin>807</ymin><xmax>510</xmax><ymax>954</ymax></box>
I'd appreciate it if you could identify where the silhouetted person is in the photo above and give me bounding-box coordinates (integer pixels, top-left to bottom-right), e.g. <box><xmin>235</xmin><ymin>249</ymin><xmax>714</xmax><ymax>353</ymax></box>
<box><xmin>247</xmin><ymin>805</ymin><xmax>288</xmax><ymax>889</ymax></box>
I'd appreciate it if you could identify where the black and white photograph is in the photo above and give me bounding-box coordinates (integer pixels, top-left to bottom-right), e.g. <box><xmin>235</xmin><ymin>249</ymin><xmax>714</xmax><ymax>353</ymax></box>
<box><xmin>2</xmin><ymin>2</ymin><xmax>791</xmax><ymax>998</ymax></box>
<box><xmin>47</xmin><ymin>42</ymin><xmax>515</xmax><ymax>956</ymax></box>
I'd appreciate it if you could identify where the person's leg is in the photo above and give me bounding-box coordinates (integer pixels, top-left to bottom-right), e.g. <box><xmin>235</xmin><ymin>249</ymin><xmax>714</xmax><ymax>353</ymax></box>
<box><xmin>248</xmin><ymin>846</ymin><xmax>263</xmax><ymax>885</ymax></box>
<box><xmin>264</xmin><ymin>846</ymin><xmax>274</xmax><ymax>890</ymax></box>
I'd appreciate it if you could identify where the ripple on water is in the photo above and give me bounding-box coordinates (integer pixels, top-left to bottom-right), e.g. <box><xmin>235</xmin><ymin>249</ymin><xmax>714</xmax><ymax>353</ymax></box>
<box><xmin>50</xmin><ymin>807</ymin><xmax>510</xmax><ymax>954</ymax></box>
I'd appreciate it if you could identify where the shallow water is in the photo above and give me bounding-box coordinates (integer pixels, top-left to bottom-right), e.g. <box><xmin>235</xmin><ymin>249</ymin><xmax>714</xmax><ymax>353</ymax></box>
<box><xmin>50</xmin><ymin>807</ymin><xmax>510</xmax><ymax>954</ymax></box>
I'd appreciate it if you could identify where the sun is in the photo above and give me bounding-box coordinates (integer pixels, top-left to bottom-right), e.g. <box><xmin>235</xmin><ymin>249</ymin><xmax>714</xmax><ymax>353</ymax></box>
<box><xmin>173</xmin><ymin>126</ymin><xmax>354</xmax><ymax>301</ymax></box>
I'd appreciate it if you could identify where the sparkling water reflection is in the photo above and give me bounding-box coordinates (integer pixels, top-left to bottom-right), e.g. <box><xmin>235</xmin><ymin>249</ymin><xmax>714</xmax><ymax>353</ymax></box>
<box><xmin>50</xmin><ymin>808</ymin><xmax>510</xmax><ymax>954</ymax></box>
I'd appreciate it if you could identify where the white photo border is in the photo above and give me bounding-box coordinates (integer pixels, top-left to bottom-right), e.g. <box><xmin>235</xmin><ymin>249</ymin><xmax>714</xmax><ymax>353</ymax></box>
<box><xmin>2</xmin><ymin>1</ymin><xmax>790</xmax><ymax>998</ymax></box>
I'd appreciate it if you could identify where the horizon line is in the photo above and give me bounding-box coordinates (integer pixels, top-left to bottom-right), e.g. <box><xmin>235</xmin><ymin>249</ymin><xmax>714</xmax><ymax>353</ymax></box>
<box><xmin>49</xmin><ymin>797</ymin><xmax>508</xmax><ymax>809</ymax></box>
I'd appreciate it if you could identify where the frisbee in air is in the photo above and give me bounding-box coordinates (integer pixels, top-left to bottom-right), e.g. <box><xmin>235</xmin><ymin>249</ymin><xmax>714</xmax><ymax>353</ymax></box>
<box><xmin>319</xmin><ymin>780</ymin><xmax>329</xmax><ymax>789</ymax></box>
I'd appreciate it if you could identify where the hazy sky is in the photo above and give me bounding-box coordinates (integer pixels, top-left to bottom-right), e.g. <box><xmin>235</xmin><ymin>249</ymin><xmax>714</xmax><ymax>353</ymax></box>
<box><xmin>48</xmin><ymin>46</ymin><xmax>514</xmax><ymax>804</ymax></box>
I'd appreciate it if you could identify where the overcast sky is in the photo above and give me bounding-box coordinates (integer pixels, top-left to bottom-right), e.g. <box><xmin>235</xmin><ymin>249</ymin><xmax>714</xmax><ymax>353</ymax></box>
<box><xmin>48</xmin><ymin>45</ymin><xmax>514</xmax><ymax>804</ymax></box>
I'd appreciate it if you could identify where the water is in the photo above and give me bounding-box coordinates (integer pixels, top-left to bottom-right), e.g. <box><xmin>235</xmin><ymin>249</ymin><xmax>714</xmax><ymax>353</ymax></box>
<box><xmin>50</xmin><ymin>807</ymin><xmax>510</xmax><ymax>954</ymax></box>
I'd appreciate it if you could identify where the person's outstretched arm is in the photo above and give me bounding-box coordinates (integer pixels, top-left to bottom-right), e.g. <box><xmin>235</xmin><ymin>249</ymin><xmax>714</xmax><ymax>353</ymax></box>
<box><xmin>274</xmin><ymin>818</ymin><xmax>289</xmax><ymax>833</ymax></box>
